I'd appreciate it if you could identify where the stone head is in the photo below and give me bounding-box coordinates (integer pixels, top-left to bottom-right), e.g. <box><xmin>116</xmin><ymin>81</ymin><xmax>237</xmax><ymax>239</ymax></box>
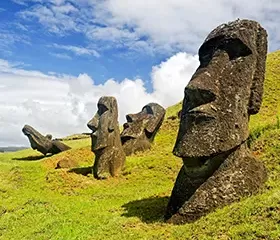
<box><xmin>22</xmin><ymin>124</ymin><xmax>53</xmax><ymax>155</ymax></box>
<box><xmin>173</xmin><ymin>19</ymin><xmax>268</xmax><ymax>159</ymax></box>
<box><xmin>121</xmin><ymin>103</ymin><xmax>166</xmax><ymax>145</ymax></box>
<box><xmin>87</xmin><ymin>96</ymin><xmax>119</xmax><ymax>152</ymax></box>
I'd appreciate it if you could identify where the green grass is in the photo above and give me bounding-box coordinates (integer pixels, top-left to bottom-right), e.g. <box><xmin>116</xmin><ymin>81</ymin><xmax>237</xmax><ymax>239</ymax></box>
<box><xmin>0</xmin><ymin>51</ymin><xmax>280</xmax><ymax>239</ymax></box>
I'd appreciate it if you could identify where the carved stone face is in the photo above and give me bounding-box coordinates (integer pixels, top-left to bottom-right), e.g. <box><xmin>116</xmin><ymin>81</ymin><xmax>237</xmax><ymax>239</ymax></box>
<box><xmin>87</xmin><ymin>96</ymin><xmax>125</xmax><ymax>179</ymax></box>
<box><xmin>120</xmin><ymin>103</ymin><xmax>165</xmax><ymax>155</ymax></box>
<box><xmin>173</xmin><ymin>20</ymin><xmax>267</xmax><ymax>159</ymax></box>
<box><xmin>22</xmin><ymin>125</ymin><xmax>70</xmax><ymax>155</ymax></box>
<box><xmin>121</xmin><ymin>103</ymin><xmax>165</xmax><ymax>142</ymax></box>
<box><xmin>165</xmin><ymin>20</ymin><xmax>268</xmax><ymax>224</ymax></box>
<box><xmin>22</xmin><ymin>124</ymin><xmax>53</xmax><ymax>154</ymax></box>
<box><xmin>87</xmin><ymin>96</ymin><xmax>118</xmax><ymax>152</ymax></box>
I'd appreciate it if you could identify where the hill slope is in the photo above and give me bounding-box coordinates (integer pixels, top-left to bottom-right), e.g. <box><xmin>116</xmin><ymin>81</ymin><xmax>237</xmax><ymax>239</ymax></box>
<box><xmin>0</xmin><ymin>51</ymin><xmax>279</xmax><ymax>240</ymax></box>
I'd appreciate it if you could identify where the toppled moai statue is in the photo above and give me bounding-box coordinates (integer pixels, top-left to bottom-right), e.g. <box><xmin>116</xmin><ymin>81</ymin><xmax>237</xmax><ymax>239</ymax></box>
<box><xmin>121</xmin><ymin>103</ymin><xmax>166</xmax><ymax>156</ymax></box>
<box><xmin>22</xmin><ymin>125</ymin><xmax>71</xmax><ymax>155</ymax></box>
<box><xmin>165</xmin><ymin>19</ymin><xmax>268</xmax><ymax>224</ymax></box>
<box><xmin>87</xmin><ymin>96</ymin><xmax>125</xmax><ymax>179</ymax></box>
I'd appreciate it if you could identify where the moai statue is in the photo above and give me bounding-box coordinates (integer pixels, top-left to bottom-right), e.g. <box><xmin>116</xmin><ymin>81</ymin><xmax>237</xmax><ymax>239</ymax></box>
<box><xmin>87</xmin><ymin>96</ymin><xmax>125</xmax><ymax>179</ymax></box>
<box><xmin>22</xmin><ymin>125</ymin><xmax>71</xmax><ymax>155</ymax></box>
<box><xmin>165</xmin><ymin>19</ymin><xmax>268</xmax><ymax>224</ymax></box>
<box><xmin>121</xmin><ymin>103</ymin><xmax>166</xmax><ymax>156</ymax></box>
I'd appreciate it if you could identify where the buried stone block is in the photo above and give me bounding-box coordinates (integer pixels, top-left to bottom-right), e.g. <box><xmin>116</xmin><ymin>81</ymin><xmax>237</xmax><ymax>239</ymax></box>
<box><xmin>121</xmin><ymin>103</ymin><xmax>165</xmax><ymax>156</ymax></box>
<box><xmin>87</xmin><ymin>96</ymin><xmax>125</xmax><ymax>179</ymax></box>
<box><xmin>22</xmin><ymin>125</ymin><xmax>71</xmax><ymax>155</ymax></box>
<box><xmin>165</xmin><ymin>19</ymin><xmax>268</xmax><ymax>224</ymax></box>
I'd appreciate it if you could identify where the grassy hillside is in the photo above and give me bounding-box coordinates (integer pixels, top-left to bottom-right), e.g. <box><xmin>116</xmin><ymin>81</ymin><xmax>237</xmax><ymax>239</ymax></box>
<box><xmin>0</xmin><ymin>51</ymin><xmax>279</xmax><ymax>240</ymax></box>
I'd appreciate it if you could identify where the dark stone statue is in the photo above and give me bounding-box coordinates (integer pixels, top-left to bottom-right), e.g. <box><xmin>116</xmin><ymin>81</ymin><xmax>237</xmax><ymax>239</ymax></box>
<box><xmin>165</xmin><ymin>19</ymin><xmax>268</xmax><ymax>224</ymax></box>
<box><xmin>22</xmin><ymin>125</ymin><xmax>71</xmax><ymax>155</ymax></box>
<box><xmin>121</xmin><ymin>103</ymin><xmax>166</xmax><ymax>156</ymax></box>
<box><xmin>87</xmin><ymin>96</ymin><xmax>125</xmax><ymax>179</ymax></box>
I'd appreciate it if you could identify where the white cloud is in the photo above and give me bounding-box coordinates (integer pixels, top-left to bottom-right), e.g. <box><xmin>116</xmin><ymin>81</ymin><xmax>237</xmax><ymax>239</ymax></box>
<box><xmin>0</xmin><ymin>53</ymin><xmax>199</xmax><ymax>146</ymax></box>
<box><xmin>152</xmin><ymin>53</ymin><xmax>199</xmax><ymax>107</ymax></box>
<box><xmin>17</xmin><ymin>0</ymin><xmax>280</xmax><ymax>53</ymax></box>
<box><xmin>12</xmin><ymin>0</ymin><xmax>42</xmax><ymax>6</ymax></box>
<box><xmin>14</xmin><ymin>22</ymin><xmax>29</xmax><ymax>31</ymax></box>
<box><xmin>50</xmin><ymin>52</ymin><xmax>72</xmax><ymax>60</ymax></box>
<box><xmin>12</xmin><ymin>0</ymin><xmax>29</xmax><ymax>5</ymax></box>
<box><xmin>51</xmin><ymin>3</ymin><xmax>77</xmax><ymax>13</ymax></box>
<box><xmin>52</xmin><ymin>44</ymin><xmax>100</xmax><ymax>57</ymax></box>
<box><xmin>19</xmin><ymin>3</ymin><xmax>79</xmax><ymax>35</ymax></box>
<box><xmin>0</xmin><ymin>32</ymin><xmax>30</xmax><ymax>51</ymax></box>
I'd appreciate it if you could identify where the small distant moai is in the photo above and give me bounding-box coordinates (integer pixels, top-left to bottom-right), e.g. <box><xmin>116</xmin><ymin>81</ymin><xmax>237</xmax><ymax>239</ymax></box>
<box><xmin>165</xmin><ymin>19</ymin><xmax>268</xmax><ymax>224</ymax></box>
<box><xmin>121</xmin><ymin>103</ymin><xmax>166</xmax><ymax>156</ymax></box>
<box><xmin>22</xmin><ymin>125</ymin><xmax>71</xmax><ymax>155</ymax></box>
<box><xmin>87</xmin><ymin>96</ymin><xmax>125</xmax><ymax>179</ymax></box>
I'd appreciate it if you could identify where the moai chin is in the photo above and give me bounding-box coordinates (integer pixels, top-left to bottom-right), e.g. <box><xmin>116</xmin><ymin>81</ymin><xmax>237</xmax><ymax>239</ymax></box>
<box><xmin>87</xmin><ymin>96</ymin><xmax>125</xmax><ymax>179</ymax></box>
<box><xmin>121</xmin><ymin>103</ymin><xmax>166</xmax><ymax>156</ymax></box>
<box><xmin>165</xmin><ymin>19</ymin><xmax>268</xmax><ymax>224</ymax></box>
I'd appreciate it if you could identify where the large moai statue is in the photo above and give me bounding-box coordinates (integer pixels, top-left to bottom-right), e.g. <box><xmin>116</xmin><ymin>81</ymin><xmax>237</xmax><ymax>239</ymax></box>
<box><xmin>165</xmin><ymin>19</ymin><xmax>268</xmax><ymax>224</ymax></box>
<box><xmin>87</xmin><ymin>96</ymin><xmax>125</xmax><ymax>179</ymax></box>
<box><xmin>22</xmin><ymin>125</ymin><xmax>71</xmax><ymax>155</ymax></box>
<box><xmin>121</xmin><ymin>103</ymin><xmax>166</xmax><ymax>156</ymax></box>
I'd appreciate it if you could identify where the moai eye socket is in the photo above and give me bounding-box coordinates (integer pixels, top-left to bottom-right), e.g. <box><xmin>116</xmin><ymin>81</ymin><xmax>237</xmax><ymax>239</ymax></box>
<box><xmin>219</xmin><ymin>38</ymin><xmax>252</xmax><ymax>60</ymax></box>
<box><xmin>199</xmin><ymin>37</ymin><xmax>252</xmax><ymax>66</ymax></box>
<box><xmin>142</xmin><ymin>105</ymin><xmax>154</xmax><ymax>115</ymax></box>
<box><xmin>97</xmin><ymin>103</ymin><xmax>108</xmax><ymax>115</ymax></box>
<box><xmin>145</xmin><ymin>106</ymin><xmax>154</xmax><ymax>115</ymax></box>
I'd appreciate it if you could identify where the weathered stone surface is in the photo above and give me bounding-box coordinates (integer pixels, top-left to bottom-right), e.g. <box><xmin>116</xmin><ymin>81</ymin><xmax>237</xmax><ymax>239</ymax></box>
<box><xmin>165</xmin><ymin>19</ymin><xmax>268</xmax><ymax>224</ymax></box>
<box><xmin>22</xmin><ymin>125</ymin><xmax>71</xmax><ymax>155</ymax></box>
<box><xmin>87</xmin><ymin>96</ymin><xmax>125</xmax><ymax>179</ymax></box>
<box><xmin>121</xmin><ymin>103</ymin><xmax>165</xmax><ymax>156</ymax></box>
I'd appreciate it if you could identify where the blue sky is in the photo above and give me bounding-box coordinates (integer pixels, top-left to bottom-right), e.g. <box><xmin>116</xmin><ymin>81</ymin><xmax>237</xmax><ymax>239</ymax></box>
<box><xmin>0</xmin><ymin>0</ymin><xmax>279</xmax><ymax>86</ymax></box>
<box><xmin>0</xmin><ymin>0</ymin><xmax>167</xmax><ymax>88</ymax></box>
<box><xmin>0</xmin><ymin>0</ymin><xmax>279</xmax><ymax>146</ymax></box>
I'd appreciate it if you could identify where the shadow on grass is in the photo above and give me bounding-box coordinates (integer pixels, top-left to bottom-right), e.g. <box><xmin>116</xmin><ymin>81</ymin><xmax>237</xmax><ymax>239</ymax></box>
<box><xmin>12</xmin><ymin>155</ymin><xmax>49</xmax><ymax>161</ymax></box>
<box><xmin>122</xmin><ymin>196</ymin><xmax>169</xmax><ymax>223</ymax></box>
<box><xmin>68</xmin><ymin>166</ymin><xmax>92</xmax><ymax>176</ymax></box>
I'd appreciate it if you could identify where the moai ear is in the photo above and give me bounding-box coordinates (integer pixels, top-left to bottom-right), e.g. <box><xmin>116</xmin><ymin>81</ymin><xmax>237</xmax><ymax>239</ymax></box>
<box><xmin>108</xmin><ymin>119</ymin><xmax>115</xmax><ymax>132</ymax></box>
<box><xmin>145</xmin><ymin>116</ymin><xmax>163</xmax><ymax>134</ymax></box>
<box><xmin>108</xmin><ymin>97</ymin><xmax>118</xmax><ymax>132</ymax></box>
<box><xmin>248</xmin><ymin>25</ymin><xmax>268</xmax><ymax>115</ymax></box>
<box><xmin>145</xmin><ymin>104</ymin><xmax>166</xmax><ymax>134</ymax></box>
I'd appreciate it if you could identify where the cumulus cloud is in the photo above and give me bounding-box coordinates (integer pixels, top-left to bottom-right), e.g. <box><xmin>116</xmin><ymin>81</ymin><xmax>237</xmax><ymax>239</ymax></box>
<box><xmin>17</xmin><ymin>0</ymin><xmax>280</xmax><ymax>53</ymax></box>
<box><xmin>0</xmin><ymin>53</ymin><xmax>199</xmax><ymax>146</ymax></box>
